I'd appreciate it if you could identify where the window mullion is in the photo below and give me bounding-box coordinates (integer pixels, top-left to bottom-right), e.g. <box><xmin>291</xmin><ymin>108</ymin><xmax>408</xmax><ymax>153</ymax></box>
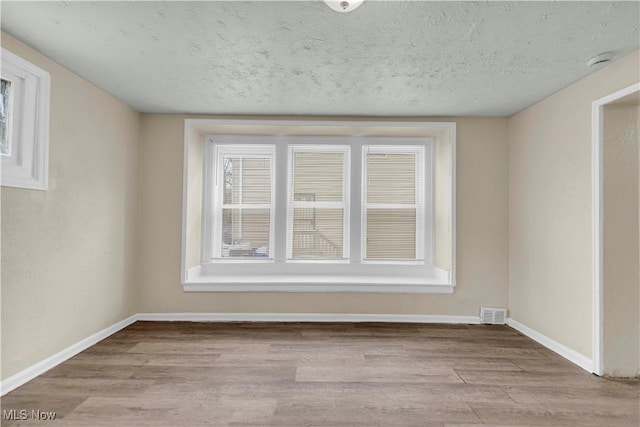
<box><xmin>351</xmin><ymin>139</ymin><xmax>363</xmax><ymax>263</ymax></box>
<box><xmin>274</xmin><ymin>140</ymin><xmax>288</xmax><ymax>262</ymax></box>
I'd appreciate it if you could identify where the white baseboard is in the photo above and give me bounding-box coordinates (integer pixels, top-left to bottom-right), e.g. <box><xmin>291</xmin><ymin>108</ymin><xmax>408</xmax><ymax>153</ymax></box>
<box><xmin>8</xmin><ymin>313</ymin><xmax>600</xmax><ymax>397</ymax></box>
<box><xmin>507</xmin><ymin>318</ymin><xmax>593</xmax><ymax>373</ymax></box>
<box><xmin>136</xmin><ymin>312</ymin><xmax>481</xmax><ymax>324</ymax></box>
<box><xmin>0</xmin><ymin>314</ymin><xmax>137</xmax><ymax>396</ymax></box>
<box><xmin>0</xmin><ymin>312</ymin><xmax>480</xmax><ymax>396</ymax></box>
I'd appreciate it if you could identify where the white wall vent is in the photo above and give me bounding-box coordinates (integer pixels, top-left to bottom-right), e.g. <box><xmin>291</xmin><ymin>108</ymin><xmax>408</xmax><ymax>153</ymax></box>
<box><xmin>480</xmin><ymin>307</ymin><xmax>507</xmax><ymax>325</ymax></box>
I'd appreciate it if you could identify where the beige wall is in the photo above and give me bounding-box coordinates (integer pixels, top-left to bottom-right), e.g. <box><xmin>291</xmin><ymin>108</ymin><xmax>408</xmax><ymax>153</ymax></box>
<box><xmin>0</xmin><ymin>33</ymin><xmax>141</xmax><ymax>380</ymax></box>
<box><xmin>602</xmin><ymin>103</ymin><xmax>639</xmax><ymax>377</ymax></box>
<box><xmin>14</xmin><ymin>28</ymin><xmax>640</xmax><ymax>381</ymax></box>
<box><xmin>508</xmin><ymin>50</ymin><xmax>640</xmax><ymax>359</ymax></box>
<box><xmin>139</xmin><ymin>116</ymin><xmax>508</xmax><ymax>314</ymax></box>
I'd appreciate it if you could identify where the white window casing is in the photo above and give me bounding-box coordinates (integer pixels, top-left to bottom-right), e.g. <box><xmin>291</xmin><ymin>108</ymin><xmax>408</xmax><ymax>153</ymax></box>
<box><xmin>186</xmin><ymin>121</ymin><xmax>453</xmax><ymax>293</ymax></box>
<box><xmin>1</xmin><ymin>48</ymin><xmax>50</xmax><ymax>191</ymax></box>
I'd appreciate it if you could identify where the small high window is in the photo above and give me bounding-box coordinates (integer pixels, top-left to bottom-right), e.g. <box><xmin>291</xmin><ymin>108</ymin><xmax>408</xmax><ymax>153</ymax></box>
<box><xmin>1</xmin><ymin>48</ymin><xmax>50</xmax><ymax>191</ymax></box>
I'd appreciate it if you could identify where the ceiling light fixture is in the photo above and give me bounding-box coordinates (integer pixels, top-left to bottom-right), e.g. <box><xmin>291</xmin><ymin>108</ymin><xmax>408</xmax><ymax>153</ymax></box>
<box><xmin>324</xmin><ymin>0</ymin><xmax>365</xmax><ymax>13</ymax></box>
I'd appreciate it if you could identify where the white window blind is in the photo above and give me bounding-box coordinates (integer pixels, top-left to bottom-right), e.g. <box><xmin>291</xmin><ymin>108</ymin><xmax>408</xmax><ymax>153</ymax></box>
<box><xmin>287</xmin><ymin>145</ymin><xmax>350</xmax><ymax>261</ymax></box>
<box><xmin>363</xmin><ymin>145</ymin><xmax>425</xmax><ymax>262</ymax></box>
<box><xmin>213</xmin><ymin>145</ymin><xmax>274</xmax><ymax>260</ymax></box>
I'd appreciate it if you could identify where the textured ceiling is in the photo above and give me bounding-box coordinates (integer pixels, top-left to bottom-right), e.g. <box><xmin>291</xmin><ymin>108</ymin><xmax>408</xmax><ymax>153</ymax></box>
<box><xmin>1</xmin><ymin>1</ymin><xmax>639</xmax><ymax>116</ymax></box>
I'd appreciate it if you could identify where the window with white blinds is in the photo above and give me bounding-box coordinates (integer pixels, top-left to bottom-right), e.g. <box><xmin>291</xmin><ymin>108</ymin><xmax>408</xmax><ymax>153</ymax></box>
<box><xmin>287</xmin><ymin>145</ymin><xmax>350</xmax><ymax>261</ymax></box>
<box><xmin>363</xmin><ymin>145</ymin><xmax>425</xmax><ymax>262</ymax></box>
<box><xmin>204</xmin><ymin>137</ymin><xmax>432</xmax><ymax>268</ymax></box>
<box><xmin>191</xmin><ymin>125</ymin><xmax>450</xmax><ymax>291</ymax></box>
<box><xmin>211</xmin><ymin>145</ymin><xmax>275</xmax><ymax>260</ymax></box>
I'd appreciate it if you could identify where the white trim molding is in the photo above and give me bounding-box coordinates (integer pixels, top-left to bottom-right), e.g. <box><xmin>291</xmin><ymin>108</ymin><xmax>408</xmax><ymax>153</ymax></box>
<box><xmin>183</xmin><ymin>283</ymin><xmax>455</xmax><ymax>293</ymax></box>
<box><xmin>507</xmin><ymin>318</ymin><xmax>593</xmax><ymax>373</ymax></box>
<box><xmin>3</xmin><ymin>313</ymin><xmax>611</xmax><ymax>397</ymax></box>
<box><xmin>184</xmin><ymin>265</ymin><xmax>453</xmax><ymax>293</ymax></box>
<box><xmin>591</xmin><ymin>82</ymin><xmax>640</xmax><ymax>376</ymax></box>
<box><xmin>0</xmin><ymin>315</ymin><xmax>137</xmax><ymax>396</ymax></box>
<box><xmin>1</xmin><ymin>48</ymin><xmax>50</xmax><ymax>191</ymax></box>
<box><xmin>182</xmin><ymin>119</ymin><xmax>457</xmax><ymax>293</ymax></box>
<box><xmin>136</xmin><ymin>312</ymin><xmax>480</xmax><ymax>324</ymax></box>
<box><xmin>0</xmin><ymin>312</ymin><xmax>479</xmax><ymax>395</ymax></box>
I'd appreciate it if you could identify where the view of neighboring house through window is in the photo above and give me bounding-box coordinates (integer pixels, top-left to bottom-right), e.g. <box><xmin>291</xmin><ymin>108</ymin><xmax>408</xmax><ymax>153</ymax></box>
<box><xmin>204</xmin><ymin>136</ymin><xmax>431</xmax><ymax>267</ymax></box>
<box><xmin>287</xmin><ymin>145</ymin><xmax>350</xmax><ymax>261</ymax></box>
<box><xmin>0</xmin><ymin>78</ymin><xmax>12</xmax><ymax>156</ymax></box>
<box><xmin>214</xmin><ymin>144</ymin><xmax>274</xmax><ymax>259</ymax></box>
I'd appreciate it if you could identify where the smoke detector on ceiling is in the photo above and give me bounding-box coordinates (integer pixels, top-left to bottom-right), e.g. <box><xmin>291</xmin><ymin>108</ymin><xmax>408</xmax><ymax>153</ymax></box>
<box><xmin>587</xmin><ymin>52</ymin><xmax>613</xmax><ymax>68</ymax></box>
<box><xmin>324</xmin><ymin>0</ymin><xmax>365</xmax><ymax>13</ymax></box>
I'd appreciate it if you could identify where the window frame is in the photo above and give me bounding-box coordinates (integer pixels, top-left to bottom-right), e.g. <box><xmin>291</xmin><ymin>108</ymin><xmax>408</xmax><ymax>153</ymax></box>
<box><xmin>286</xmin><ymin>144</ymin><xmax>351</xmax><ymax>263</ymax></box>
<box><xmin>1</xmin><ymin>48</ymin><xmax>50</xmax><ymax>191</ymax></box>
<box><xmin>203</xmin><ymin>135</ymin><xmax>433</xmax><ymax>266</ymax></box>
<box><xmin>362</xmin><ymin>144</ymin><xmax>427</xmax><ymax>264</ymax></box>
<box><xmin>1</xmin><ymin>77</ymin><xmax>15</xmax><ymax>157</ymax></box>
<box><xmin>203</xmin><ymin>139</ymin><xmax>276</xmax><ymax>263</ymax></box>
<box><xmin>185</xmin><ymin>119</ymin><xmax>456</xmax><ymax>294</ymax></box>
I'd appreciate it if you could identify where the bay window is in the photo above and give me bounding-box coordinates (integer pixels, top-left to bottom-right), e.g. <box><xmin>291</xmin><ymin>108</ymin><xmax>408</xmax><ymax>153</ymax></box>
<box><xmin>185</xmin><ymin>119</ymin><xmax>455</xmax><ymax>293</ymax></box>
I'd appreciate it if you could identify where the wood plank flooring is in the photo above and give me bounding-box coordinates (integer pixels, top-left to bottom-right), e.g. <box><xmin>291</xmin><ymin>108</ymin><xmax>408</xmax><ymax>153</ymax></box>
<box><xmin>1</xmin><ymin>321</ymin><xmax>638</xmax><ymax>426</ymax></box>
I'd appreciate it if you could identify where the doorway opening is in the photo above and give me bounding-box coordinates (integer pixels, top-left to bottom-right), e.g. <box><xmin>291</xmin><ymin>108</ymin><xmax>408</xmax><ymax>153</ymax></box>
<box><xmin>592</xmin><ymin>83</ymin><xmax>640</xmax><ymax>377</ymax></box>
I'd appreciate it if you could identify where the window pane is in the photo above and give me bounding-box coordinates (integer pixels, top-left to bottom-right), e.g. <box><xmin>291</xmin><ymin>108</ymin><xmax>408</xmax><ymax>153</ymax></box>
<box><xmin>292</xmin><ymin>208</ymin><xmax>343</xmax><ymax>259</ymax></box>
<box><xmin>366</xmin><ymin>153</ymin><xmax>415</xmax><ymax>204</ymax></box>
<box><xmin>0</xmin><ymin>78</ymin><xmax>11</xmax><ymax>156</ymax></box>
<box><xmin>366</xmin><ymin>209</ymin><xmax>416</xmax><ymax>259</ymax></box>
<box><xmin>223</xmin><ymin>156</ymin><xmax>271</xmax><ymax>204</ymax></box>
<box><xmin>221</xmin><ymin>208</ymin><xmax>270</xmax><ymax>258</ymax></box>
<box><xmin>293</xmin><ymin>152</ymin><xmax>343</xmax><ymax>202</ymax></box>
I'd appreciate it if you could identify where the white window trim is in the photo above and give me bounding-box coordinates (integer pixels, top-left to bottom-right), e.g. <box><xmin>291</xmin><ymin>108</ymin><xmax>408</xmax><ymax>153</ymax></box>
<box><xmin>182</xmin><ymin>119</ymin><xmax>456</xmax><ymax>293</ymax></box>
<box><xmin>1</xmin><ymin>78</ymin><xmax>15</xmax><ymax>157</ymax></box>
<box><xmin>1</xmin><ymin>48</ymin><xmax>50</xmax><ymax>191</ymax></box>
<box><xmin>203</xmin><ymin>138</ymin><xmax>275</xmax><ymax>262</ymax></box>
<box><xmin>361</xmin><ymin>144</ymin><xmax>429</xmax><ymax>264</ymax></box>
<box><xmin>286</xmin><ymin>144</ymin><xmax>351</xmax><ymax>262</ymax></box>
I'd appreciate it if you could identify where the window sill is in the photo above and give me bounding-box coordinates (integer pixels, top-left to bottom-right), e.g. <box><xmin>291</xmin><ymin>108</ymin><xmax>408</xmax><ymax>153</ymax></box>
<box><xmin>183</xmin><ymin>265</ymin><xmax>453</xmax><ymax>294</ymax></box>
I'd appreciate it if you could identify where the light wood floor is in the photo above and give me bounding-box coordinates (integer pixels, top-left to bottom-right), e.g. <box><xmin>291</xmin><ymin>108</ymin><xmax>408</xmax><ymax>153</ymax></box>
<box><xmin>1</xmin><ymin>322</ymin><xmax>638</xmax><ymax>426</ymax></box>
